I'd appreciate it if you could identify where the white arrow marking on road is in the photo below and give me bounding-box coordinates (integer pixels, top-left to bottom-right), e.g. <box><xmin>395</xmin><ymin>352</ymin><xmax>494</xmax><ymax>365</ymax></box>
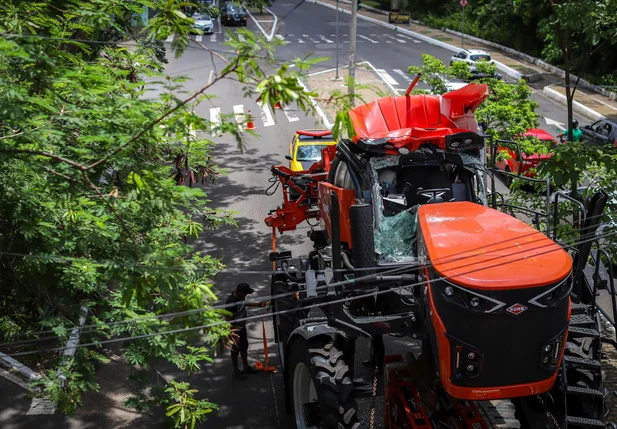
<box><xmin>210</xmin><ymin>107</ymin><xmax>222</xmax><ymax>136</ymax></box>
<box><xmin>233</xmin><ymin>105</ymin><xmax>246</xmax><ymax>130</ymax></box>
<box><xmin>544</xmin><ymin>117</ymin><xmax>566</xmax><ymax>130</ymax></box>
<box><xmin>393</xmin><ymin>69</ymin><xmax>412</xmax><ymax>81</ymax></box>
<box><xmin>259</xmin><ymin>102</ymin><xmax>276</xmax><ymax>127</ymax></box>
<box><xmin>165</xmin><ymin>34</ymin><xmax>174</xmax><ymax>42</ymax></box>
<box><xmin>283</xmin><ymin>107</ymin><xmax>299</xmax><ymax>123</ymax></box>
<box><xmin>376</xmin><ymin>69</ymin><xmax>400</xmax><ymax>86</ymax></box>
<box><xmin>383</xmin><ymin>34</ymin><xmax>406</xmax><ymax>43</ymax></box>
<box><xmin>275</xmin><ymin>34</ymin><xmax>286</xmax><ymax>42</ymax></box>
<box><xmin>302</xmin><ymin>34</ymin><xmax>320</xmax><ymax>43</ymax></box>
<box><xmin>358</xmin><ymin>34</ymin><xmax>379</xmax><ymax>43</ymax></box>
<box><xmin>298</xmin><ymin>38</ymin><xmax>306</xmax><ymax>44</ymax></box>
<box><xmin>317</xmin><ymin>35</ymin><xmax>335</xmax><ymax>43</ymax></box>
<box><xmin>210</xmin><ymin>34</ymin><xmax>217</xmax><ymax>42</ymax></box>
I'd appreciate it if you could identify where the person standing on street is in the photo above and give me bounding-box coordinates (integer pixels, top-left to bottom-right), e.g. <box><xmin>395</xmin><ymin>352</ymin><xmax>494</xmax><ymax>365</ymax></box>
<box><xmin>225</xmin><ymin>282</ymin><xmax>263</xmax><ymax>380</ymax></box>
<box><xmin>557</xmin><ymin>119</ymin><xmax>583</xmax><ymax>142</ymax></box>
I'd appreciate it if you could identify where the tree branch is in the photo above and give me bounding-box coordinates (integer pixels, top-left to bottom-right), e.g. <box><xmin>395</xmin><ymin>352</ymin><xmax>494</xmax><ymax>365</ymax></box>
<box><xmin>86</xmin><ymin>61</ymin><xmax>240</xmax><ymax>171</ymax></box>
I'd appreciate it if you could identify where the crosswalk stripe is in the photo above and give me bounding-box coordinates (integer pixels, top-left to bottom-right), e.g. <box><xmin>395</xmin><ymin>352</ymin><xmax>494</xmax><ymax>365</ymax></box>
<box><xmin>302</xmin><ymin>34</ymin><xmax>320</xmax><ymax>43</ymax></box>
<box><xmin>233</xmin><ymin>104</ymin><xmax>246</xmax><ymax>130</ymax></box>
<box><xmin>165</xmin><ymin>34</ymin><xmax>174</xmax><ymax>42</ymax></box>
<box><xmin>210</xmin><ymin>108</ymin><xmax>222</xmax><ymax>136</ymax></box>
<box><xmin>396</xmin><ymin>33</ymin><xmax>422</xmax><ymax>43</ymax></box>
<box><xmin>383</xmin><ymin>34</ymin><xmax>406</xmax><ymax>43</ymax></box>
<box><xmin>195</xmin><ymin>35</ymin><xmax>203</xmax><ymax>42</ymax></box>
<box><xmin>393</xmin><ymin>69</ymin><xmax>412</xmax><ymax>81</ymax></box>
<box><xmin>298</xmin><ymin>38</ymin><xmax>305</xmax><ymax>44</ymax></box>
<box><xmin>358</xmin><ymin>34</ymin><xmax>379</xmax><ymax>43</ymax></box>
<box><xmin>258</xmin><ymin>102</ymin><xmax>276</xmax><ymax>127</ymax></box>
<box><xmin>275</xmin><ymin>34</ymin><xmax>286</xmax><ymax>41</ymax></box>
<box><xmin>376</xmin><ymin>69</ymin><xmax>400</xmax><ymax>86</ymax></box>
<box><xmin>210</xmin><ymin>34</ymin><xmax>217</xmax><ymax>42</ymax></box>
<box><xmin>317</xmin><ymin>35</ymin><xmax>334</xmax><ymax>43</ymax></box>
<box><xmin>283</xmin><ymin>107</ymin><xmax>299</xmax><ymax>123</ymax></box>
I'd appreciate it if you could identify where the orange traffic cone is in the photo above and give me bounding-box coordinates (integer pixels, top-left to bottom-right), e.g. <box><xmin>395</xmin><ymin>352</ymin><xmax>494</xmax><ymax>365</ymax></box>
<box><xmin>273</xmin><ymin>101</ymin><xmax>282</xmax><ymax>109</ymax></box>
<box><xmin>246</xmin><ymin>110</ymin><xmax>256</xmax><ymax>130</ymax></box>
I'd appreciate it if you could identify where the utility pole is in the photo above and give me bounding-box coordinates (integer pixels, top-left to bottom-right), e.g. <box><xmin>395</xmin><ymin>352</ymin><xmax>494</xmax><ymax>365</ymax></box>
<box><xmin>335</xmin><ymin>0</ymin><xmax>340</xmax><ymax>79</ymax></box>
<box><xmin>348</xmin><ymin>0</ymin><xmax>358</xmax><ymax>104</ymax></box>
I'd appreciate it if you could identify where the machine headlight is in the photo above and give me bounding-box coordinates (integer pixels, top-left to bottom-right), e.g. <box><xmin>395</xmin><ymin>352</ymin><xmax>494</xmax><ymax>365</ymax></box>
<box><xmin>439</xmin><ymin>279</ymin><xmax>506</xmax><ymax>314</ymax></box>
<box><xmin>528</xmin><ymin>273</ymin><xmax>572</xmax><ymax>308</ymax></box>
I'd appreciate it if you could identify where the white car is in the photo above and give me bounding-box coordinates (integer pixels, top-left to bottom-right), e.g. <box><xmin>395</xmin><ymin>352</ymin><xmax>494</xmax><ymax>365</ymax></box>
<box><xmin>191</xmin><ymin>14</ymin><xmax>214</xmax><ymax>34</ymax></box>
<box><xmin>450</xmin><ymin>49</ymin><xmax>495</xmax><ymax>74</ymax></box>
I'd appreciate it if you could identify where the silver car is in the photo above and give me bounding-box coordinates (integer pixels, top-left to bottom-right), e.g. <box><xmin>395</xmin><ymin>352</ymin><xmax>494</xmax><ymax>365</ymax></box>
<box><xmin>450</xmin><ymin>49</ymin><xmax>495</xmax><ymax>74</ymax></box>
<box><xmin>191</xmin><ymin>14</ymin><xmax>214</xmax><ymax>34</ymax></box>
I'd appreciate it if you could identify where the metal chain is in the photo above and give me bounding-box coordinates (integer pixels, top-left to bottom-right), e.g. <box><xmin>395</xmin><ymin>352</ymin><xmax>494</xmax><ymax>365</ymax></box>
<box><xmin>369</xmin><ymin>366</ymin><xmax>378</xmax><ymax>429</ymax></box>
<box><xmin>536</xmin><ymin>395</ymin><xmax>560</xmax><ymax>429</ymax></box>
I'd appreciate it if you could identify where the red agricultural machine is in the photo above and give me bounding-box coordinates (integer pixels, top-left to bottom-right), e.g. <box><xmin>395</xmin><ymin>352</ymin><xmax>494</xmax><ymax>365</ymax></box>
<box><xmin>264</xmin><ymin>79</ymin><xmax>617</xmax><ymax>429</ymax></box>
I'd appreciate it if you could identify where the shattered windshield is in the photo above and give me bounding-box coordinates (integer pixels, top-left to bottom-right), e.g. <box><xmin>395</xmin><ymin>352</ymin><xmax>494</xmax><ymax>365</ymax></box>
<box><xmin>296</xmin><ymin>144</ymin><xmax>329</xmax><ymax>161</ymax></box>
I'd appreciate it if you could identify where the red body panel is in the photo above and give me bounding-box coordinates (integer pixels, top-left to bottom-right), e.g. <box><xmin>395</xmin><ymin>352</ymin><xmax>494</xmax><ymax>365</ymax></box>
<box><xmin>296</xmin><ymin>129</ymin><xmax>333</xmax><ymax>137</ymax></box>
<box><xmin>348</xmin><ymin>84</ymin><xmax>489</xmax><ymax>150</ymax></box>
<box><xmin>318</xmin><ymin>182</ymin><xmax>356</xmax><ymax>247</ymax></box>
<box><xmin>495</xmin><ymin>128</ymin><xmax>560</xmax><ymax>178</ymax></box>
<box><xmin>417</xmin><ymin>202</ymin><xmax>571</xmax><ymax>290</ymax></box>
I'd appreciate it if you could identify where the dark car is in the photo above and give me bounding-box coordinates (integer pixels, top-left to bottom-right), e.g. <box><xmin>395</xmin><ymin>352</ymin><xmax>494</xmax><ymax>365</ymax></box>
<box><xmin>581</xmin><ymin>118</ymin><xmax>617</xmax><ymax>147</ymax></box>
<box><xmin>221</xmin><ymin>2</ymin><xmax>247</xmax><ymax>26</ymax></box>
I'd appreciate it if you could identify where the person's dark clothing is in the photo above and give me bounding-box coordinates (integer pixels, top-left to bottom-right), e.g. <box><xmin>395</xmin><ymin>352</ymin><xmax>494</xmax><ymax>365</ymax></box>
<box><xmin>226</xmin><ymin>292</ymin><xmax>249</xmax><ymax>351</ymax></box>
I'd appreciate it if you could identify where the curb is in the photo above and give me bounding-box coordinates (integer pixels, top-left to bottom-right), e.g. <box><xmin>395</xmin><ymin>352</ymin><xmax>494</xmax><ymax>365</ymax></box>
<box><xmin>305</xmin><ymin>0</ymin><xmax>524</xmax><ymax>82</ymax></box>
<box><xmin>542</xmin><ymin>86</ymin><xmax>605</xmax><ymax>122</ymax></box>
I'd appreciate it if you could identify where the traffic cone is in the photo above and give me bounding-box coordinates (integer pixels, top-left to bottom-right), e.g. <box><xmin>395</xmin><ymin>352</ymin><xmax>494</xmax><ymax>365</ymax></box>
<box><xmin>273</xmin><ymin>101</ymin><xmax>282</xmax><ymax>109</ymax></box>
<box><xmin>246</xmin><ymin>110</ymin><xmax>256</xmax><ymax>130</ymax></box>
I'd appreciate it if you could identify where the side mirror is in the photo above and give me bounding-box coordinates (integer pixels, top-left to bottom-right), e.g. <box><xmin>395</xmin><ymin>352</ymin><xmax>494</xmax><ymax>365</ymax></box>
<box><xmin>584</xmin><ymin>125</ymin><xmax>591</xmax><ymax>130</ymax></box>
<box><xmin>285</xmin><ymin>154</ymin><xmax>292</xmax><ymax>160</ymax></box>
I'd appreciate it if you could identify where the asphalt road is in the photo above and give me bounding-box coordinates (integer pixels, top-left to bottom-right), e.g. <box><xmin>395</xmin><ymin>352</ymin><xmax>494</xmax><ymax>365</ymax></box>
<box><xmin>0</xmin><ymin>2</ymin><xmax>590</xmax><ymax>428</ymax></box>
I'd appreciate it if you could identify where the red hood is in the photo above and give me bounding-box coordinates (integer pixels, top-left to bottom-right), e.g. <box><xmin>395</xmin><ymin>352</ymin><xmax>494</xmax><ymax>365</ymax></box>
<box><xmin>521</xmin><ymin>128</ymin><xmax>558</xmax><ymax>143</ymax></box>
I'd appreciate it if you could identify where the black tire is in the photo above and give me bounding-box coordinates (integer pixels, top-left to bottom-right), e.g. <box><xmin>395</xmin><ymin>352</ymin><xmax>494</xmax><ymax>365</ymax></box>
<box><xmin>288</xmin><ymin>336</ymin><xmax>359</xmax><ymax>429</ymax></box>
<box><xmin>273</xmin><ymin>279</ymin><xmax>307</xmax><ymax>349</ymax></box>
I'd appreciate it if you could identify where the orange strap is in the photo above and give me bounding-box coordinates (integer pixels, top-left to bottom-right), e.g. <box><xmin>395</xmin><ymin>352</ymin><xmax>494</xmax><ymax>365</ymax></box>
<box><xmin>253</xmin><ymin>319</ymin><xmax>277</xmax><ymax>372</ymax></box>
<box><xmin>271</xmin><ymin>228</ymin><xmax>277</xmax><ymax>271</ymax></box>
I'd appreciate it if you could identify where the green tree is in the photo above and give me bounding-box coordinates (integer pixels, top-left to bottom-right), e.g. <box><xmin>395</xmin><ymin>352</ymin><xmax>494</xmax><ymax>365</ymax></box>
<box><xmin>0</xmin><ymin>0</ymin><xmax>320</xmax><ymax>425</ymax></box>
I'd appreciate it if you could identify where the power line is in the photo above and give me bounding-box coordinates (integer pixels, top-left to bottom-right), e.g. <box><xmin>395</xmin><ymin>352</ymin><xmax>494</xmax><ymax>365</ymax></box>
<box><xmin>4</xmin><ymin>225</ymin><xmax>609</xmax><ymax>358</ymax></box>
<box><xmin>2</xmin><ymin>223</ymin><xmax>612</xmax><ymax>352</ymax></box>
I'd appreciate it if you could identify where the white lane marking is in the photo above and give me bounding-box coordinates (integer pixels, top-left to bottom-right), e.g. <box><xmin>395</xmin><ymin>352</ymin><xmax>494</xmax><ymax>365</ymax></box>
<box><xmin>283</xmin><ymin>106</ymin><xmax>299</xmax><ymax>122</ymax></box>
<box><xmin>317</xmin><ymin>34</ymin><xmax>335</xmax><ymax>43</ymax></box>
<box><xmin>275</xmin><ymin>34</ymin><xmax>286</xmax><ymax>42</ymax></box>
<box><xmin>233</xmin><ymin>104</ymin><xmax>246</xmax><ymax>130</ymax></box>
<box><xmin>225</xmin><ymin>34</ymin><xmax>231</xmax><ymax>42</ymax></box>
<box><xmin>302</xmin><ymin>34</ymin><xmax>320</xmax><ymax>43</ymax></box>
<box><xmin>218</xmin><ymin>17</ymin><xmax>222</xmax><ymax>34</ymax></box>
<box><xmin>195</xmin><ymin>35</ymin><xmax>203</xmax><ymax>42</ymax></box>
<box><xmin>396</xmin><ymin>33</ymin><xmax>421</xmax><ymax>43</ymax></box>
<box><xmin>210</xmin><ymin>34</ymin><xmax>217</xmax><ymax>42</ymax></box>
<box><xmin>259</xmin><ymin>102</ymin><xmax>276</xmax><ymax>127</ymax></box>
<box><xmin>393</xmin><ymin>69</ymin><xmax>412</xmax><ymax>81</ymax></box>
<box><xmin>208</xmin><ymin>70</ymin><xmax>215</xmax><ymax>84</ymax></box>
<box><xmin>239</xmin><ymin>34</ymin><xmax>246</xmax><ymax>42</ymax></box>
<box><xmin>376</xmin><ymin>69</ymin><xmax>400</xmax><ymax>86</ymax></box>
<box><xmin>210</xmin><ymin>107</ymin><xmax>222</xmax><ymax>136</ymax></box>
<box><xmin>383</xmin><ymin>34</ymin><xmax>406</xmax><ymax>43</ymax></box>
<box><xmin>298</xmin><ymin>38</ymin><xmax>306</xmax><ymax>43</ymax></box>
<box><xmin>165</xmin><ymin>34</ymin><xmax>174</xmax><ymax>42</ymax></box>
<box><xmin>358</xmin><ymin>34</ymin><xmax>379</xmax><ymax>43</ymax></box>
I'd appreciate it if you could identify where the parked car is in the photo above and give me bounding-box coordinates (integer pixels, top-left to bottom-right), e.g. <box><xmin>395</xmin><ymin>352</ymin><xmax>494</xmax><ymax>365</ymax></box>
<box><xmin>495</xmin><ymin>128</ymin><xmax>560</xmax><ymax>181</ymax></box>
<box><xmin>285</xmin><ymin>129</ymin><xmax>337</xmax><ymax>172</ymax></box>
<box><xmin>221</xmin><ymin>2</ymin><xmax>247</xmax><ymax>26</ymax></box>
<box><xmin>450</xmin><ymin>49</ymin><xmax>501</xmax><ymax>79</ymax></box>
<box><xmin>581</xmin><ymin>118</ymin><xmax>617</xmax><ymax>147</ymax></box>
<box><xmin>190</xmin><ymin>14</ymin><xmax>214</xmax><ymax>34</ymax></box>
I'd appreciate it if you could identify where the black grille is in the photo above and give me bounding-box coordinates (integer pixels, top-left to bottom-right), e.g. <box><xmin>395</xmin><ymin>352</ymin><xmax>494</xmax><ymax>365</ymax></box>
<box><xmin>429</xmin><ymin>268</ymin><xmax>569</xmax><ymax>388</ymax></box>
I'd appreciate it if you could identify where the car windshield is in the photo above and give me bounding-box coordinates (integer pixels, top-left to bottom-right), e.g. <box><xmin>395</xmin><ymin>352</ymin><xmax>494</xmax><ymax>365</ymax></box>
<box><xmin>470</xmin><ymin>54</ymin><xmax>491</xmax><ymax>61</ymax></box>
<box><xmin>194</xmin><ymin>15</ymin><xmax>211</xmax><ymax>20</ymax></box>
<box><xmin>226</xmin><ymin>4</ymin><xmax>243</xmax><ymax>11</ymax></box>
<box><xmin>296</xmin><ymin>144</ymin><xmax>330</xmax><ymax>161</ymax></box>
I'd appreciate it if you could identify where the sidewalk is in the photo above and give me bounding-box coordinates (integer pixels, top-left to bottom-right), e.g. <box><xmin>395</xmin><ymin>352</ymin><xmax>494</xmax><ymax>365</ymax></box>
<box><xmin>306</xmin><ymin>0</ymin><xmax>617</xmax><ymax>121</ymax></box>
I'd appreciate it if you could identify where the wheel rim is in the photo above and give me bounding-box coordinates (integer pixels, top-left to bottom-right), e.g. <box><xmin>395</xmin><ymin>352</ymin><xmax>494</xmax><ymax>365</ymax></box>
<box><xmin>293</xmin><ymin>362</ymin><xmax>318</xmax><ymax>429</ymax></box>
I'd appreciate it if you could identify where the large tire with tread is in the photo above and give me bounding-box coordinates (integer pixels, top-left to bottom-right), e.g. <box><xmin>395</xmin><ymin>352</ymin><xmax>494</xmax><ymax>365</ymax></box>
<box><xmin>273</xmin><ymin>279</ymin><xmax>307</xmax><ymax>348</ymax></box>
<box><xmin>288</xmin><ymin>336</ymin><xmax>359</xmax><ymax>429</ymax></box>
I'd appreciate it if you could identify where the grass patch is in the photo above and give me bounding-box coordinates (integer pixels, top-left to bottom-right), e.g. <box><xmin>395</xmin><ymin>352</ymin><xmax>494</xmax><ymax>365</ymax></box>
<box><xmin>432</xmin><ymin>35</ymin><xmax>453</xmax><ymax>42</ymax></box>
<box><xmin>362</xmin><ymin>0</ymin><xmax>383</xmax><ymax>9</ymax></box>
